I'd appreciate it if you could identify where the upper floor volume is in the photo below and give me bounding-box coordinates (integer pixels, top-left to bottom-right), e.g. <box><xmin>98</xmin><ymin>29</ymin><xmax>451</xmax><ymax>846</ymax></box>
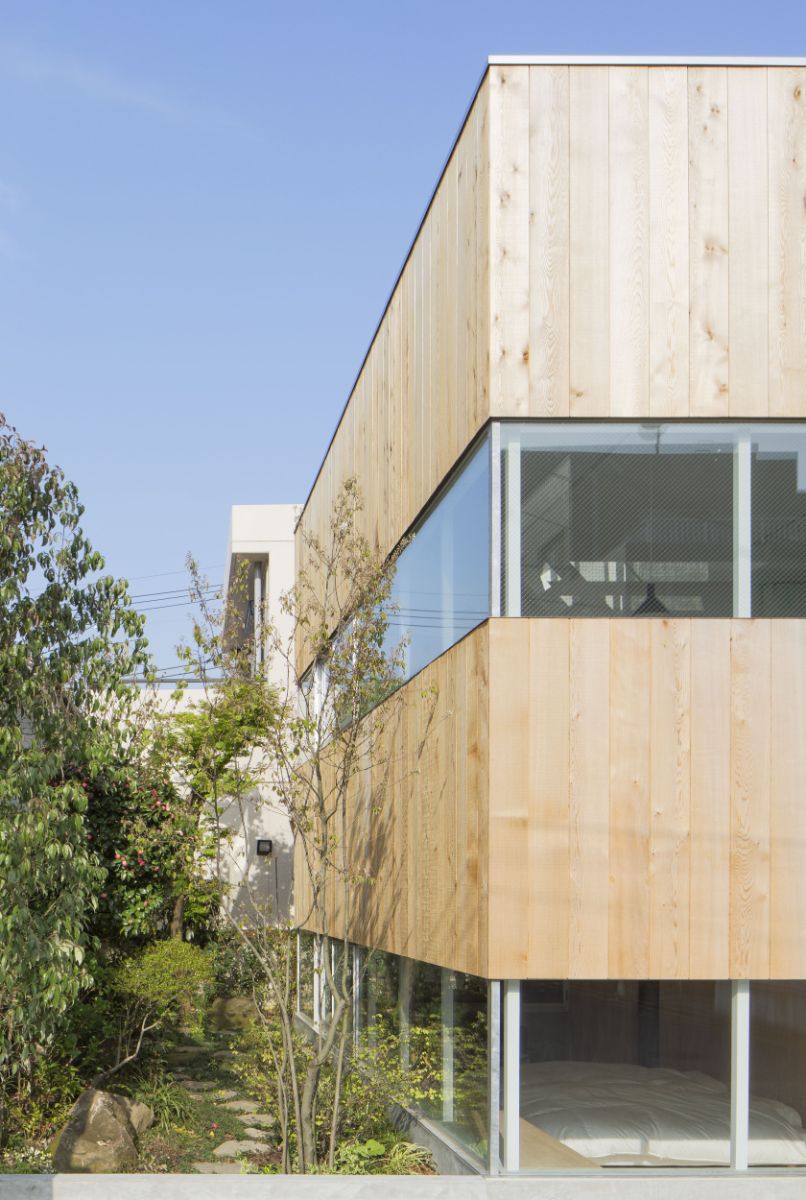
<box><xmin>295</xmin><ymin>57</ymin><xmax>806</xmax><ymax>674</ymax></box>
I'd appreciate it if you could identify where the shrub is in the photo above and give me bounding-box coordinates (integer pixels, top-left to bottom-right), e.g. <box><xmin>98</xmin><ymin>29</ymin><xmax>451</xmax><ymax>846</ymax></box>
<box><xmin>125</xmin><ymin>1066</ymin><xmax>194</xmax><ymax>1132</ymax></box>
<box><xmin>114</xmin><ymin>939</ymin><xmax>214</xmax><ymax>1039</ymax></box>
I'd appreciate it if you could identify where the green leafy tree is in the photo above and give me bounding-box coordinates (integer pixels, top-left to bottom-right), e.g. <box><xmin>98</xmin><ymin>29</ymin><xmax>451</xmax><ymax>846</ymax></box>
<box><xmin>176</xmin><ymin>481</ymin><xmax>434</xmax><ymax>1173</ymax></box>
<box><xmin>0</xmin><ymin>414</ymin><xmax>148</xmax><ymax>1141</ymax></box>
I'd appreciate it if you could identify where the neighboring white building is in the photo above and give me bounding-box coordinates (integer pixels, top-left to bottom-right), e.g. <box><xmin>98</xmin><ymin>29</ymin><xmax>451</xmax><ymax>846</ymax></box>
<box><xmin>217</xmin><ymin>503</ymin><xmax>299</xmax><ymax>925</ymax></box>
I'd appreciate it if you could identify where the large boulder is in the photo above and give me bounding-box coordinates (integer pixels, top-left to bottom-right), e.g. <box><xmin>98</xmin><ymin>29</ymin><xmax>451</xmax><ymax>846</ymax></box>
<box><xmin>51</xmin><ymin>1088</ymin><xmax>154</xmax><ymax>1173</ymax></box>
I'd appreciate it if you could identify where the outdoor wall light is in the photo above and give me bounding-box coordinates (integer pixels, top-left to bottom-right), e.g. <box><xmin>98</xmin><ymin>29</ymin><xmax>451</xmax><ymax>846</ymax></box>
<box><xmin>256</xmin><ymin>839</ymin><xmax>273</xmax><ymax>857</ymax></box>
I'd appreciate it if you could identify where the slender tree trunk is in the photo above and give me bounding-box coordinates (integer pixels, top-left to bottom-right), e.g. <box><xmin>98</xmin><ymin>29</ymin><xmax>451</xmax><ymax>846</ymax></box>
<box><xmin>170</xmin><ymin>894</ymin><xmax>185</xmax><ymax>939</ymax></box>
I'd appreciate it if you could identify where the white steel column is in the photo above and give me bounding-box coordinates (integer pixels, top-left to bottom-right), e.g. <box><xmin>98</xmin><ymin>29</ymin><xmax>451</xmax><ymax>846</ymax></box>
<box><xmin>733</xmin><ymin>436</ymin><xmax>752</xmax><ymax>617</ymax></box>
<box><xmin>730</xmin><ymin>980</ymin><xmax>751</xmax><ymax>1170</ymax></box>
<box><xmin>441</xmin><ymin>970</ymin><xmax>455</xmax><ymax>1123</ymax></box>
<box><xmin>505</xmin><ymin>437</ymin><xmax>522</xmax><ymax>617</ymax></box>
<box><xmin>487</xmin><ymin>981</ymin><xmax>501</xmax><ymax>1174</ymax></box>
<box><xmin>502</xmin><ymin>979</ymin><xmax>521</xmax><ymax>1172</ymax></box>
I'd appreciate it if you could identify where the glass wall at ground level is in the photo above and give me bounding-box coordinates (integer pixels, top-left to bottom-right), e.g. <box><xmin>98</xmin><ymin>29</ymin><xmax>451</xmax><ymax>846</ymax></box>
<box><xmin>506</xmin><ymin>979</ymin><xmax>806</xmax><ymax>1172</ymax></box>
<box><xmin>359</xmin><ymin>950</ymin><xmax>489</xmax><ymax>1163</ymax></box>
<box><xmin>750</xmin><ymin>982</ymin><xmax>806</xmax><ymax>1167</ymax></box>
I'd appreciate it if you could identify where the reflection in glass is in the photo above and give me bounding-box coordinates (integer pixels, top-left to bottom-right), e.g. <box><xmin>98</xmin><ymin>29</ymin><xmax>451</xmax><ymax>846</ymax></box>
<box><xmin>360</xmin><ymin>949</ymin><xmax>489</xmax><ymax>1164</ymax></box>
<box><xmin>750</xmin><ymin>982</ymin><xmax>806</xmax><ymax>1166</ymax></box>
<box><xmin>388</xmin><ymin>436</ymin><xmax>490</xmax><ymax>683</ymax></box>
<box><xmin>499</xmin><ymin>423</ymin><xmax>806</xmax><ymax>620</ymax></box>
<box><xmin>518</xmin><ymin>980</ymin><xmax>734</xmax><ymax>1168</ymax></box>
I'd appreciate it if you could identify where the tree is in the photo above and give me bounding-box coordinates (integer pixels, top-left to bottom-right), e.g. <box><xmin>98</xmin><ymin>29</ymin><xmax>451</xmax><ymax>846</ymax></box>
<box><xmin>0</xmin><ymin>415</ymin><xmax>148</xmax><ymax>1141</ymax></box>
<box><xmin>173</xmin><ymin>480</ymin><xmax>431</xmax><ymax>1172</ymax></box>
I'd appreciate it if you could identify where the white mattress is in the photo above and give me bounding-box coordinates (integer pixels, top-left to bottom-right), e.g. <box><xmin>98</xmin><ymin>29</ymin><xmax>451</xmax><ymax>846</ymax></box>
<box><xmin>520</xmin><ymin>1060</ymin><xmax>806</xmax><ymax>1166</ymax></box>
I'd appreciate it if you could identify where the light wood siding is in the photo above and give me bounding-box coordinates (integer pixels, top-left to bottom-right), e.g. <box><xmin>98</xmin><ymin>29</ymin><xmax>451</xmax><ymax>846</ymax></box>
<box><xmin>294</xmin><ymin>627</ymin><xmax>490</xmax><ymax>977</ymax></box>
<box><xmin>507</xmin><ymin>63</ymin><xmax>806</xmax><ymax>421</ymax></box>
<box><xmin>297</xmin><ymin>617</ymin><xmax>806</xmax><ymax>981</ymax></box>
<box><xmin>486</xmin><ymin>618</ymin><xmax>806</xmax><ymax>981</ymax></box>
<box><xmin>297</xmin><ymin>64</ymin><xmax>805</xmax><ymax>674</ymax></box>
<box><xmin>295</xmin><ymin>77</ymin><xmax>491</xmax><ymax>672</ymax></box>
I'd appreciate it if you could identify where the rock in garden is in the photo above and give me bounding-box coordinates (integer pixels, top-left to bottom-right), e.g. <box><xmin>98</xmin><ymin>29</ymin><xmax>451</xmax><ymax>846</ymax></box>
<box><xmin>221</xmin><ymin>1099</ymin><xmax>259</xmax><ymax>1112</ymax></box>
<box><xmin>209</xmin><ymin>996</ymin><xmax>258</xmax><ymax>1031</ymax></box>
<box><xmin>213</xmin><ymin>1138</ymin><xmax>270</xmax><ymax>1158</ymax></box>
<box><xmin>180</xmin><ymin>1079</ymin><xmax>217</xmax><ymax>1092</ymax></box>
<box><xmin>51</xmin><ymin>1088</ymin><xmax>153</xmax><ymax>1173</ymax></box>
<box><xmin>243</xmin><ymin>1112</ymin><xmax>274</xmax><ymax>1128</ymax></box>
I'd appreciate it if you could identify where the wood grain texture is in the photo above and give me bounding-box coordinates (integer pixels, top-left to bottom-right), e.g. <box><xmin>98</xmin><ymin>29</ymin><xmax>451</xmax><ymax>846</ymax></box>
<box><xmin>569</xmin><ymin>65</ymin><xmax>610</xmax><ymax>417</ymax></box>
<box><xmin>770</xmin><ymin>623</ymin><xmax>806</xmax><ymax>976</ymax></box>
<box><xmin>729</xmin><ymin>620</ymin><xmax>771</xmax><ymax>978</ymax></box>
<box><xmin>768</xmin><ymin>67</ymin><xmax>806</xmax><ymax>416</ymax></box>
<box><xmin>297</xmin><ymin>65</ymin><xmax>806</xmax><ymax>673</ymax></box>
<box><xmin>528</xmin><ymin>64</ymin><xmax>569</xmax><ymax>416</ymax></box>
<box><xmin>649</xmin><ymin>67</ymin><xmax>689</xmax><ymax>416</ymax></box>
<box><xmin>728</xmin><ymin>68</ymin><xmax>769</xmax><ymax>416</ymax></box>
<box><xmin>689</xmin><ymin>620</ymin><xmax>731</xmax><ymax>979</ymax></box>
<box><xmin>609</xmin><ymin>67</ymin><xmax>650</xmax><ymax>417</ymax></box>
<box><xmin>568</xmin><ymin>620</ymin><xmax>610</xmax><ymax>977</ymax></box>
<box><xmin>688</xmin><ymin>66</ymin><xmax>730</xmax><ymax>416</ymax></box>
<box><xmin>608</xmin><ymin>620</ymin><xmax>651</xmax><ymax>976</ymax></box>
<box><xmin>298</xmin><ymin>617</ymin><xmax>806</xmax><ymax>981</ymax></box>
<box><xmin>649</xmin><ymin>620</ymin><xmax>691</xmax><ymax>978</ymax></box>
<box><xmin>489</xmin><ymin>65</ymin><xmax>530</xmax><ymax>417</ymax></box>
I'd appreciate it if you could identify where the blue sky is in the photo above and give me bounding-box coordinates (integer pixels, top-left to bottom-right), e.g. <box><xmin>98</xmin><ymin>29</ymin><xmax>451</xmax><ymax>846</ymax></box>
<box><xmin>1</xmin><ymin>0</ymin><xmax>803</xmax><ymax>671</ymax></box>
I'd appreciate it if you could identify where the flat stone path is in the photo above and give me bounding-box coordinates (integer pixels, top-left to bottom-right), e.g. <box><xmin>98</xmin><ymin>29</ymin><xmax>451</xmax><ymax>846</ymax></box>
<box><xmin>213</xmin><ymin>1139</ymin><xmax>271</xmax><ymax>1159</ymax></box>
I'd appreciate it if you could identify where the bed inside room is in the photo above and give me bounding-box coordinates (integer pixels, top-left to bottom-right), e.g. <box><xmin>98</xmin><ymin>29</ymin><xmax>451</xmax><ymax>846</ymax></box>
<box><xmin>517</xmin><ymin>981</ymin><xmax>806</xmax><ymax>1169</ymax></box>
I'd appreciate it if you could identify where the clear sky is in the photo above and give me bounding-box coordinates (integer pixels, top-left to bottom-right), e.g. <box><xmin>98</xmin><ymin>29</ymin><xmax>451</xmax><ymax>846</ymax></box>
<box><xmin>1</xmin><ymin>0</ymin><xmax>803</xmax><ymax>672</ymax></box>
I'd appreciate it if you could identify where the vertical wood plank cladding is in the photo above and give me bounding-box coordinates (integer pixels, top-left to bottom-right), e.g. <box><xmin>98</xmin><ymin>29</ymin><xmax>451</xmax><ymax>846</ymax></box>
<box><xmin>689</xmin><ymin>621</ymin><xmax>731</xmax><ymax>979</ymax></box>
<box><xmin>528</xmin><ymin>65</ymin><xmax>570</xmax><ymax>416</ymax></box>
<box><xmin>569</xmin><ymin>66</ymin><xmax>610</xmax><ymax>416</ymax></box>
<box><xmin>489</xmin><ymin>65</ymin><xmax>530</xmax><ymax>416</ymax></box>
<box><xmin>609</xmin><ymin>66</ymin><xmax>650</xmax><ymax>416</ymax></box>
<box><xmin>728</xmin><ymin>68</ymin><xmax>769</xmax><ymax>416</ymax></box>
<box><xmin>649</xmin><ymin>67</ymin><xmax>689</xmax><ymax>417</ymax></box>
<box><xmin>295</xmin><ymin>628</ymin><xmax>490</xmax><ymax>977</ymax></box>
<box><xmin>730</xmin><ymin>620</ymin><xmax>771</xmax><ymax>978</ymax></box>
<box><xmin>608</xmin><ymin>621</ymin><xmax>651</xmax><ymax>977</ymax></box>
<box><xmin>770</xmin><ymin>622</ymin><xmax>806</xmax><ymax>975</ymax></box>
<box><xmin>649</xmin><ymin>620</ymin><xmax>691</xmax><ymax>978</ymax></box>
<box><xmin>688</xmin><ymin>67</ymin><xmax>730</xmax><ymax>416</ymax></box>
<box><xmin>568</xmin><ymin>619</ymin><xmax>610</xmax><ymax>977</ymax></box>
<box><xmin>473</xmin><ymin>77</ymin><xmax>491</xmax><ymax>434</ymax></box>
<box><xmin>768</xmin><ymin>67</ymin><xmax>806</xmax><ymax>416</ymax></box>
<box><xmin>527</xmin><ymin>620</ymin><xmax>570</xmax><ymax>976</ymax></box>
<box><xmin>487</xmin><ymin>620</ymin><xmax>530</xmax><ymax>977</ymax></box>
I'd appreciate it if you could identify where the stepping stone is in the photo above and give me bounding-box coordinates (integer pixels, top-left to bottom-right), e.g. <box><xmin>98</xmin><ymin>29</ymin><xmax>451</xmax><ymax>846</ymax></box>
<box><xmin>180</xmin><ymin>1080</ymin><xmax>217</xmax><ymax>1092</ymax></box>
<box><xmin>213</xmin><ymin>1138</ymin><xmax>270</xmax><ymax>1158</ymax></box>
<box><xmin>221</xmin><ymin>1099</ymin><xmax>260</xmax><ymax>1113</ymax></box>
<box><xmin>212</xmin><ymin>1049</ymin><xmax>235</xmax><ymax>1060</ymax></box>
<box><xmin>243</xmin><ymin>1127</ymin><xmax>272</xmax><ymax>1139</ymax></box>
<box><xmin>212</xmin><ymin>1089</ymin><xmax>238</xmax><ymax>1100</ymax></box>
<box><xmin>192</xmin><ymin>1162</ymin><xmax>244</xmax><ymax>1174</ymax></box>
<box><xmin>243</xmin><ymin>1112</ymin><xmax>274</xmax><ymax>1128</ymax></box>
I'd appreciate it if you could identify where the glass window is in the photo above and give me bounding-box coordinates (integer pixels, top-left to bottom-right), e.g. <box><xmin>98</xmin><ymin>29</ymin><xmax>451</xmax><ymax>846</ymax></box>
<box><xmin>296</xmin><ymin>931</ymin><xmax>315</xmax><ymax>1022</ymax></box>
<box><xmin>750</xmin><ymin>982</ymin><xmax>806</xmax><ymax>1167</ymax></box>
<box><xmin>498</xmin><ymin>423</ymin><xmax>806</xmax><ymax>620</ymax></box>
<box><xmin>387</xmin><ymin>434</ymin><xmax>490</xmax><ymax>683</ymax></box>
<box><xmin>518</xmin><ymin>980</ymin><xmax>732</xmax><ymax>1169</ymax></box>
<box><xmin>359</xmin><ymin>948</ymin><xmax>490</xmax><ymax>1167</ymax></box>
<box><xmin>752</xmin><ymin>432</ymin><xmax>806</xmax><ymax>616</ymax></box>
